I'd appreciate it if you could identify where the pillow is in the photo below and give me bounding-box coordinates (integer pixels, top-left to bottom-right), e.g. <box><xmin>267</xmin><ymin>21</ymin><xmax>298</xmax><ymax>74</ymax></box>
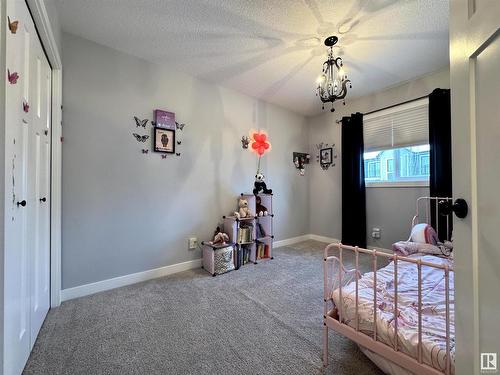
<box><xmin>410</xmin><ymin>223</ymin><xmax>439</xmax><ymax>245</ymax></box>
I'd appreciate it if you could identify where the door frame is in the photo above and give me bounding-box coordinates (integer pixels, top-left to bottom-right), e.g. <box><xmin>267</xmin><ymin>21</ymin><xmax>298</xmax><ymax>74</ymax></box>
<box><xmin>25</xmin><ymin>0</ymin><xmax>63</xmax><ymax>307</ymax></box>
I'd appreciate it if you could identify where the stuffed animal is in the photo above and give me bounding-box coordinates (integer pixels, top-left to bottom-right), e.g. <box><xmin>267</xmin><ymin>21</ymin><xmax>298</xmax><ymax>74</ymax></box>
<box><xmin>253</xmin><ymin>173</ymin><xmax>272</xmax><ymax>195</ymax></box>
<box><xmin>255</xmin><ymin>196</ymin><xmax>268</xmax><ymax>216</ymax></box>
<box><xmin>209</xmin><ymin>226</ymin><xmax>230</xmax><ymax>246</ymax></box>
<box><xmin>234</xmin><ymin>198</ymin><xmax>252</xmax><ymax>219</ymax></box>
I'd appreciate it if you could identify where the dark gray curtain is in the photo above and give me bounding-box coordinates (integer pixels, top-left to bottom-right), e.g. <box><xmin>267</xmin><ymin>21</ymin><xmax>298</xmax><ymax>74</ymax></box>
<box><xmin>341</xmin><ymin>113</ymin><xmax>366</xmax><ymax>248</ymax></box>
<box><xmin>429</xmin><ymin>88</ymin><xmax>452</xmax><ymax>240</ymax></box>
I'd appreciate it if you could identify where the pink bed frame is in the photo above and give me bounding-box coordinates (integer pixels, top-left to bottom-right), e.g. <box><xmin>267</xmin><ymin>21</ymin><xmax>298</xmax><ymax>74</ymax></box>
<box><xmin>323</xmin><ymin>197</ymin><xmax>454</xmax><ymax>375</ymax></box>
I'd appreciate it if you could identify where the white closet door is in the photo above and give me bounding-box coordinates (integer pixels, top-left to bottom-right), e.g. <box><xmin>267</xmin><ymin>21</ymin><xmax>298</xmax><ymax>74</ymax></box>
<box><xmin>28</xmin><ymin>31</ymin><xmax>51</xmax><ymax>346</ymax></box>
<box><xmin>4</xmin><ymin>0</ymin><xmax>51</xmax><ymax>373</ymax></box>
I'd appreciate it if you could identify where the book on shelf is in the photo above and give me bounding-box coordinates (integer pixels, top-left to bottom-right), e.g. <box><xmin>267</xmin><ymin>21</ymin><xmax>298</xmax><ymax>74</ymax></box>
<box><xmin>256</xmin><ymin>222</ymin><xmax>266</xmax><ymax>238</ymax></box>
<box><xmin>237</xmin><ymin>223</ymin><xmax>253</xmax><ymax>243</ymax></box>
<box><xmin>256</xmin><ymin>242</ymin><xmax>270</xmax><ymax>260</ymax></box>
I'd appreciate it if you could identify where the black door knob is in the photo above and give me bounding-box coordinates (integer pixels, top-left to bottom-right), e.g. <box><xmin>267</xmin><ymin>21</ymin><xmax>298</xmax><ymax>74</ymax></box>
<box><xmin>40</xmin><ymin>197</ymin><xmax>46</xmax><ymax>202</ymax></box>
<box><xmin>451</xmin><ymin>198</ymin><xmax>468</xmax><ymax>219</ymax></box>
<box><xmin>17</xmin><ymin>200</ymin><xmax>27</xmax><ymax>207</ymax></box>
<box><xmin>440</xmin><ymin>198</ymin><xmax>468</xmax><ymax>219</ymax></box>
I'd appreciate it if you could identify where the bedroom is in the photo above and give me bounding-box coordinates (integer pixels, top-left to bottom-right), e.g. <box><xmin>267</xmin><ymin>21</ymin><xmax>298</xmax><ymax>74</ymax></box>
<box><xmin>0</xmin><ymin>0</ymin><xmax>499</xmax><ymax>374</ymax></box>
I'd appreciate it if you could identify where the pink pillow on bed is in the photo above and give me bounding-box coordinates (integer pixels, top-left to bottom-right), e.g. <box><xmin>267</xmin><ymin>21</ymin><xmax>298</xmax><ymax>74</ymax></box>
<box><xmin>410</xmin><ymin>224</ymin><xmax>439</xmax><ymax>245</ymax></box>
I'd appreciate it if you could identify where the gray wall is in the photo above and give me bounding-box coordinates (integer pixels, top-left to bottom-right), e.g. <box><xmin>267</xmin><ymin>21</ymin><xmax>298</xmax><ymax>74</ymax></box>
<box><xmin>61</xmin><ymin>33</ymin><xmax>309</xmax><ymax>289</ymax></box>
<box><xmin>308</xmin><ymin>69</ymin><xmax>450</xmax><ymax>248</ymax></box>
<box><xmin>366</xmin><ymin>187</ymin><xmax>429</xmax><ymax>249</ymax></box>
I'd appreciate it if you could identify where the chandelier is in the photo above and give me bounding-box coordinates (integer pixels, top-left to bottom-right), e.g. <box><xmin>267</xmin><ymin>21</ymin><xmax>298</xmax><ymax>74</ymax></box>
<box><xmin>316</xmin><ymin>36</ymin><xmax>351</xmax><ymax>112</ymax></box>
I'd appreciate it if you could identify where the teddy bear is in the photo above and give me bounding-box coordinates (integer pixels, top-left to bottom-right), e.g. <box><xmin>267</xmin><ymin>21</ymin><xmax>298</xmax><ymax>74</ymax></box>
<box><xmin>234</xmin><ymin>198</ymin><xmax>252</xmax><ymax>219</ymax></box>
<box><xmin>209</xmin><ymin>226</ymin><xmax>230</xmax><ymax>246</ymax></box>
<box><xmin>253</xmin><ymin>173</ymin><xmax>272</xmax><ymax>195</ymax></box>
<box><xmin>255</xmin><ymin>196</ymin><xmax>268</xmax><ymax>216</ymax></box>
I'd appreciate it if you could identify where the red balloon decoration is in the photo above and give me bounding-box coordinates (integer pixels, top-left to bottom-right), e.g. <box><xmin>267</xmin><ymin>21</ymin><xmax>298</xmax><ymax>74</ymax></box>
<box><xmin>251</xmin><ymin>131</ymin><xmax>271</xmax><ymax>156</ymax></box>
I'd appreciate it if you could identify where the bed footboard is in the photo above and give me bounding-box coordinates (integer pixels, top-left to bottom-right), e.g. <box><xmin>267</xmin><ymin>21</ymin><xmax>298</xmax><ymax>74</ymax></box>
<box><xmin>323</xmin><ymin>242</ymin><xmax>453</xmax><ymax>375</ymax></box>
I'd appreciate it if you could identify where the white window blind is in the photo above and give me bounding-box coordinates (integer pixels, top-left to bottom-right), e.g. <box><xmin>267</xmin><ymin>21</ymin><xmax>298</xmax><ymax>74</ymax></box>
<box><xmin>363</xmin><ymin>98</ymin><xmax>429</xmax><ymax>151</ymax></box>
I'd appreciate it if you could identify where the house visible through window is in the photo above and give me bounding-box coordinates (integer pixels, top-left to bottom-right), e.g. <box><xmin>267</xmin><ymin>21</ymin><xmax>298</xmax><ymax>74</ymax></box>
<box><xmin>363</xmin><ymin>98</ymin><xmax>429</xmax><ymax>186</ymax></box>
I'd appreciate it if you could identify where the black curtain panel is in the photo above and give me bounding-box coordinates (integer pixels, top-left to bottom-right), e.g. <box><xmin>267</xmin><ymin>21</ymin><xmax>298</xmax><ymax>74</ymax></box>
<box><xmin>341</xmin><ymin>112</ymin><xmax>367</xmax><ymax>248</ymax></box>
<box><xmin>429</xmin><ymin>88</ymin><xmax>453</xmax><ymax>240</ymax></box>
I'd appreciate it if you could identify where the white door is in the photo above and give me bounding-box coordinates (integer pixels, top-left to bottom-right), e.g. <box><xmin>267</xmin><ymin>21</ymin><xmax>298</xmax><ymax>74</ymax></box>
<box><xmin>450</xmin><ymin>1</ymin><xmax>500</xmax><ymax>375</ymax></box>
<box><xmin>27</xmin><ymin>10</ymin><xmax>51</xmax><ymax>347</ymax></box>
<box><xmin>4</xmin><ymin>0</ymin><xmax>51</xmax><ymax>373</ymax></box>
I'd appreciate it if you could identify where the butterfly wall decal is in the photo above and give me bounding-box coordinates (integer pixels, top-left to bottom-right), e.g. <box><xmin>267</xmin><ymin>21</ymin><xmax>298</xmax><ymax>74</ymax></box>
<box><xmin>134</xmin><ymin>116</ymin><xmax>148</xmax><ymax>128</ymax></box>
<box><xmin>8</xmin><ymin>17</ymin><xmax>19</xmax><ymax>34</ymax></box>
<box><xmin>141</xmin><ymin>149</ymin><xmax>149</xmax><ymax>154</ymax></box>
<box><xmin>175</xmin><ymin>122</ymin><xmax>185</xmax><ymax>131</ymax></box>
<box><xmin>241</xmin><ymin>136</ymin><xmax>250</xmax><ymax>149</ymax></box>
<box><xmin>176</xmin><ymin>153</ymin><xmax>181</xmax><ymax>156</ymax></box>
<box><xmin>132</xmin><ymin>133</ymin><xmax>149</xmax><ymax>142</ymax></box>
<box><xmin>7</xmin><ymin>70</ymin><xmax>19</xmax><ymax>84</ymax></box>
<box><xmin>23</xmin><ymin>101</ymin><xmax>29</xmax><ymax>113</ymax></box>
<box><xmin>161</xmin><ymin>154</ymin><xmax>167</xmax><ymax>159</ymax></box>
<box><xmin>177</xmin><ymin>140</ymin><xmax>181</xmax><ymax>145</ymax></box>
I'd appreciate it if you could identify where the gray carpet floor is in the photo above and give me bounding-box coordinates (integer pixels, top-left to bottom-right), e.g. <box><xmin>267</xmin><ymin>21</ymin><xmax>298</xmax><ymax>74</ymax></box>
<box><xmin>24</xmin><ymin>240</ymin><xmax>383</xmax><ymax>375</ymax></box>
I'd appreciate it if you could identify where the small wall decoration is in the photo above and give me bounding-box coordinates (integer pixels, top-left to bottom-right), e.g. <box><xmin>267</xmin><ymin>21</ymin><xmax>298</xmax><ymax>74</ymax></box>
<box><xmin>241</xmin><ymin>136</ymin><xmax>250</xmax><ymax>149</ymax></box>
<box><xmin>134</xmin><ymin>116</ymin><xmax>148</xmax><ymax>128</ymax></box>
<box><xmin>154</xmin><ymin>109</ymin><xmax>176</xmax><ymax>130</ymax></box>
<box><xmin>320</xmin><ymin>147</ymin><xmax>332</xmax><ymax>164</ymax></box>
<box><xmin>8</xmin><ymin>17</ymin><xmax>19</xmax><ymax>34</ymax></box>
<box><xmin>176</xmin><ymin>122</ymin><xmax>186</xmax><ymax>131</ymax></box>
<box><xmin>315</xmin><ymin>142</ymin><xmax>337</xmax><ymax>170</ymax></box>
<box><xmin>154</xmin><ymin>127</ymin><xmax>175</xmax><ymax>153</ymax></box>
<box><xmin>7</xmin><ymin>69</ymin><xmax>19</xmax><ymax>84</ymax></box>
<box><xmin>293</xmin><ymin>152</ymin><xmax>310</xmax><ymax>176</ymax></box>
<box><xmin>132</xmin><ymin>133</ymin><xmax>149</xmax><ymax>142</ymax></box>
<box><xmin>23</xmin><ymin>101</ymin><xmax>29</xmax><ymax>113</ymax></box>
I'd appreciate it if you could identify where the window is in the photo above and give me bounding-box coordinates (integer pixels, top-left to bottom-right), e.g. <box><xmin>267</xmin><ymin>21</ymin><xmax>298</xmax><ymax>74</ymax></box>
<box><xmin>363</xmin><ymin>98</ymin><xmax>430</xmax><ymax>186</ymax></box>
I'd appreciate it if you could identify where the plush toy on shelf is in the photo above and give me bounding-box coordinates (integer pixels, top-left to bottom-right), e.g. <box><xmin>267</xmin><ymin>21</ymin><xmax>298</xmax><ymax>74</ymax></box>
<box><xmin>234</xmin><ymin>198</ymin><xmax>252</xmax><ymax>219</ymax></box>
<box><xmin>255</xmin><ymin>196</ymin><xmax>268</xmax><ymax>216</ymax></box>
<box><xmin>209</xmin><ymin>226</ymin><xmax>230</xmax><ymax>246</ymax></box>
<box><xmin>253</xmin><ymin>173</ymin><xmax>272</xmax><ymax>195</ymax></box>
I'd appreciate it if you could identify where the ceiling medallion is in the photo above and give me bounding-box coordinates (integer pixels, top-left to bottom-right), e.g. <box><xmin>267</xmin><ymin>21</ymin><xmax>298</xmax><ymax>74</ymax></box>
<box><xmin>315</xmin><ymin>36</ymin><xmax>351</xmax><ymax>112</ymax></box>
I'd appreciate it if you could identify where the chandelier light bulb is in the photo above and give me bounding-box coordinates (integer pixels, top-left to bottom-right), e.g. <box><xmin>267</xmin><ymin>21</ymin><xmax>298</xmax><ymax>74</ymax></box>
<box><xmin>316</xmin><ymin>75</ymin><xmax>326</xmax><ymax>85</ymax></box>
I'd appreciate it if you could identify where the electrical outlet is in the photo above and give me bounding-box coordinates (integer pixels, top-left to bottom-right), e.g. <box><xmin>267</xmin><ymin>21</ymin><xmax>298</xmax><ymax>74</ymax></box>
<box><xmin>188</xmin><ymin>237</ymin><xmax>198</xmax><ymax>249</ymax></box>
<box><xmin>371</xmin><ymin>228</ymin><xmax>381</xmax><ymax>239</ymax></box>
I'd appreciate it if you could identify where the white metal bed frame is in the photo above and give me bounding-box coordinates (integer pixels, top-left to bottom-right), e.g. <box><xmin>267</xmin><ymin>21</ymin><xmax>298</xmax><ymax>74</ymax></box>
<box><xmin>323</xmin><ymin>197</ymin><xmax>454</xmax><ymax>375</ymax></box>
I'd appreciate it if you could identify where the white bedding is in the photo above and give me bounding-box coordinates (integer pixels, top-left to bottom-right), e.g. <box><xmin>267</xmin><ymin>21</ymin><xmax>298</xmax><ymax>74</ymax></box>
<box><xmin>331</xmin><ymin>254</ymin><xmax>455</xmax><ymax>374</ymax></box>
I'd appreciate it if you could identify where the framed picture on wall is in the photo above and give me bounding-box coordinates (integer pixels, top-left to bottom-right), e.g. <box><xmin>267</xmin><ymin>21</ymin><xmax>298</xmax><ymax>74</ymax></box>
<box><xmin>154</xmin><ymin>127</ymin><xmax>175</xmax><ymax>153</ymax></box>
<box><xmin>154</xmin><ymin>109</ymin><xmax>176</xmax><ymax>130</ymax></box>
<box><xmin>320</xmin><ymin>147</ymin><xmax>332</xmax><ymax>165</ymax></box>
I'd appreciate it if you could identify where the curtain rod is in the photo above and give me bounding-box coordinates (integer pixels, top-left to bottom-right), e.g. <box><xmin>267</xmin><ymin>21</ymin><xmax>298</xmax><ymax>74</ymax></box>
<box><xmin>335</xmin><ymin>94</ymin><xmax>430</xmax><ymax>124</ymax></box>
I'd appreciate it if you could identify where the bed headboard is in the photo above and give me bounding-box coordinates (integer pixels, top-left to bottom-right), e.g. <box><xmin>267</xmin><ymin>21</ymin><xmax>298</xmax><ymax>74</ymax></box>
<box><xmin>411</xmin><ymin>196</ymin><xmax>453</xmax><ymax>242</ymax></box>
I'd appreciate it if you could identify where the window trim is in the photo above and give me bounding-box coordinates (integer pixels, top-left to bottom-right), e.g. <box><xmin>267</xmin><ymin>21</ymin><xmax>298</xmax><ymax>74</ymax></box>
<box><xmin>365</xmin><ymin>180</ymin><xmax>429</xmax><ymax>188</ymax></box>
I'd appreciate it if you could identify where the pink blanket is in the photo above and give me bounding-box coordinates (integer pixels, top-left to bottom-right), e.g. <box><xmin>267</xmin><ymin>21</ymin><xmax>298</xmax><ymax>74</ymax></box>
<box><xmin>392</xmin><ymin>241</ymin><xmax>443</xmax><ymax>256</ymax></box>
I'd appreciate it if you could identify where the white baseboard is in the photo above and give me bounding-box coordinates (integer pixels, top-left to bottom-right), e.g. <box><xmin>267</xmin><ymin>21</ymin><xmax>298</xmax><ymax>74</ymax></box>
<box><xmin>308</xmin><ymin>234</ymin><xmax>340</xmax><ymax>244</ymax></box>
<box><xmin>274</xmin><ymin>234</ymin><xmax>312</xmax><ymax>248</ymax></box>
<box><xmin>61</xmin><ymin>258</ymin><xmax>202</xmax><ymax>302</ymax></box>
<box><xmin>274</xmin><ymin>234</ymin><xmax>339</xmax><ymax>248</ymax></box>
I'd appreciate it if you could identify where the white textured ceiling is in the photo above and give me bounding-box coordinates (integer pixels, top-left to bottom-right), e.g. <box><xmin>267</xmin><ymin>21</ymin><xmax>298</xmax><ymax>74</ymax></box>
<box><xmin>55</xmin><ymin>0</ymin><xmax>449</xmax><ymax>116</ymax></box>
